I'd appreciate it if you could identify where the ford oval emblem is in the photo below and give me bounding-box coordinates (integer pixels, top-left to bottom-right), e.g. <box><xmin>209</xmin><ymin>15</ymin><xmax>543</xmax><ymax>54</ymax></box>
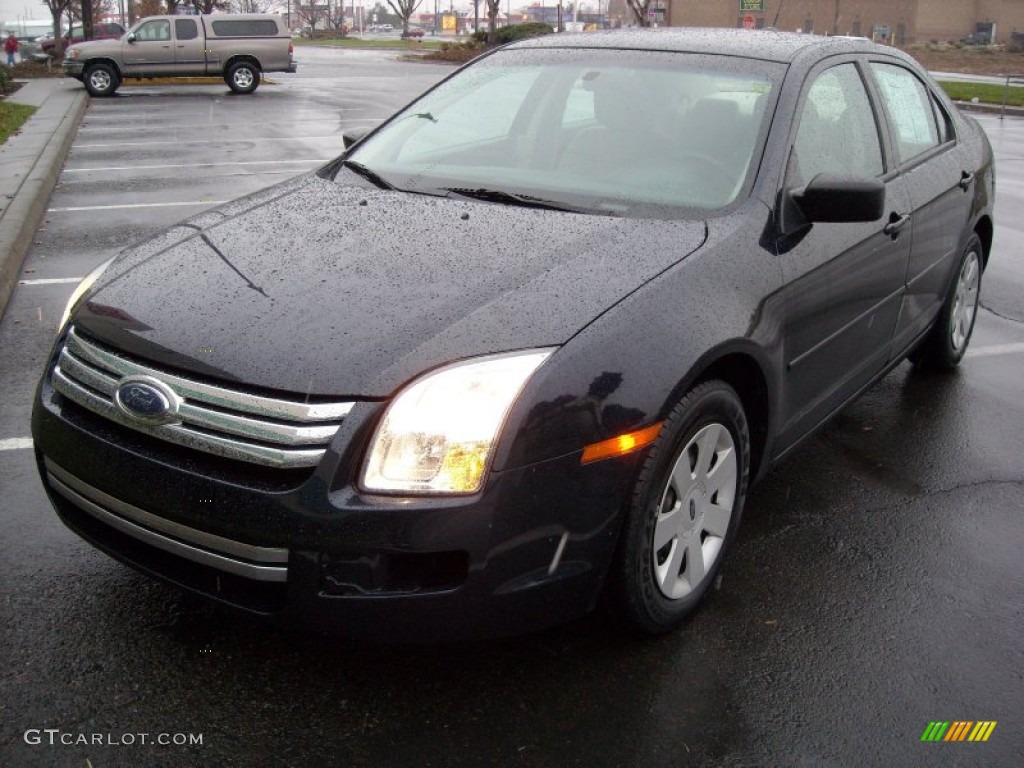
<box><xmin>114</xmin><ymin>376</ymin><xmax>180</xmax><ymax>425</ymax></box>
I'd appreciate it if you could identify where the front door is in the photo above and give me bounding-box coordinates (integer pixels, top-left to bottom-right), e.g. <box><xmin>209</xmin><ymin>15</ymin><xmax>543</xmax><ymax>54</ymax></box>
<box><xmin>774</xmin><ymin>60</ymin><xmax>911</xmax><ymax>450</ymax></box>
<box><xmin>121</xmin><ymin>18</ymin><xmax>176</xmax><ymax>77</ymax></box>
<box><xmin>173</xmin><ymin>17</ymin><xmax>206</xmax><ymax>74</ymax></box>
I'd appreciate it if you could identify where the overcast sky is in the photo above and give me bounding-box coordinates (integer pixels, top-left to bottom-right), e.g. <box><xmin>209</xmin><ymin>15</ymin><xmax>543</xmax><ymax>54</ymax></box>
<box><xmin>2</xmin><ymin>1</ymin><xmax>55</xmax><ymax>27</ymax></box>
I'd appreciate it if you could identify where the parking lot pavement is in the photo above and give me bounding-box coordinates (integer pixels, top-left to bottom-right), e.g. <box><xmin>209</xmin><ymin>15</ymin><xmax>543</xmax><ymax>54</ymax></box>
<box><xmin>0</xmin><ymin>79</ymin><xmax>87</xmax><ymax>321</ymax></box>
<box><xmin>1</xmin><ymin>51</ymin><xmax>1023</xmax><ymax>766</ymax></box>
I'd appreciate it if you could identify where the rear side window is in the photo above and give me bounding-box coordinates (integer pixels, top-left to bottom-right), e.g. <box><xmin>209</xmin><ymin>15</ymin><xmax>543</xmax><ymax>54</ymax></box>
<box><xmin>175</xmin><ymin>19</ymin><xmax>198</xmax><ymax>41</ymax></box>
<box><xmin>870</xmin><ymin>63</ymin><xmax>941</xmax><ymax>164</ymax></box>
<box><xmin>790</xmin><ymin>63</ymin><xmax>884</xmax><ymax>185</ymax></box>
<box><xmin>210</xmin><ymin>20</ymin><xmax>279</xmax><ymax>37</ymax></box>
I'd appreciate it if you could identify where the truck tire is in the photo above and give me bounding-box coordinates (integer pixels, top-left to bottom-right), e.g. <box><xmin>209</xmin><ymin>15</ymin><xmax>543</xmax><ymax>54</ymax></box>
<box><xmin>84</xmin><ymin>63</ymin><xmax>120</xmax><ymax>97</ymax></box>
<box><xmin>225</xmin><ymin>61</ymin><xmax>260</xmax><ymax>94</ymax></box>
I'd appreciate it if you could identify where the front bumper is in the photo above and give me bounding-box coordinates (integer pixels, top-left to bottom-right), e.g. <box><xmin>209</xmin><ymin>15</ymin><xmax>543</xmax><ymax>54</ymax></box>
<box><xmin>63</xmin><ymin>59</ymin><xmax>84</xmax><ymax>77</ymax></box>
<box><xmin>32</xmin><ymin>369</ymin><xmax>640</xmax><ymax>640</ymax></box>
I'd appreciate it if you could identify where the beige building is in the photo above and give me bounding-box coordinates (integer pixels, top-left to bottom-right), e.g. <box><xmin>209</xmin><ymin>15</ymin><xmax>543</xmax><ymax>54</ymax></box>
<box><xmin>611</xmin><ymin>0</ymin><xmax>1024</xmax><ymax>44</ymax></box>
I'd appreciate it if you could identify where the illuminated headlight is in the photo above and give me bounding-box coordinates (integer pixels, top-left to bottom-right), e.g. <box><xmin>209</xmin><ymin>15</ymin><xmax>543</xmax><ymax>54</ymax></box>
<box><xmin>58</xmin><ymin>256</ymin><xmax>115</xmax><ymax>332</ymax></box>
<box><xmin>362</xmin><ymin>349</ymin><xmax>554</xmax><ymax>495</ymax></box>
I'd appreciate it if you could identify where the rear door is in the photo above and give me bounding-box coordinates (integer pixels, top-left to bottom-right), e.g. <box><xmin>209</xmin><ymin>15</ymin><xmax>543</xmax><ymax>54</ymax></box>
<box><xmin>774</xmin><ymin>58</ymin><xmax>912</xmax><ymax>450</ymax></box>
<box><xmin>173</xmin><ymin>17</ymin><xmax>206</xmax><ymax>73</ymax></box>
<box><xmin>867</xmin><ymin>60</ymin><xmax>973</xmax><ymax>358</ymax></box>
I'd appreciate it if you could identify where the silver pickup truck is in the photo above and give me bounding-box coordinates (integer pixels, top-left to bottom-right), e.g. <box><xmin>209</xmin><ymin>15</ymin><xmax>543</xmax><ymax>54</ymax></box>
<box><xmin>63</xmin><ymin>14</ymin><xmax>296</xmax><ymax>96</ymax></box>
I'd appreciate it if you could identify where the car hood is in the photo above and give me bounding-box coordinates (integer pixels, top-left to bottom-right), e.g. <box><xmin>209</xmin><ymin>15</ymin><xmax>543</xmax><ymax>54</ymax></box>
<box><xmin>74</xmin><ymin>174</ymin><xmax>707</xmax><ymax>398</ymax></box>
<box><xmin>66</xmin><ymin>38</ymin><xmax>120</xmax><ymax>55</ymax></box>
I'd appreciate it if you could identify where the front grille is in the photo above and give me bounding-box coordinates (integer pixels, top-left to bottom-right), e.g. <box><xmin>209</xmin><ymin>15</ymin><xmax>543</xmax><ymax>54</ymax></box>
<box><xmin>52</xmin><ymin>326</ymin><xmax>353</xmax><ymax>469</ymax></box>
<box><xmin>45</xmin><ymin>458</ymin><xmax>289</xmax><ymax>583</ymax></box>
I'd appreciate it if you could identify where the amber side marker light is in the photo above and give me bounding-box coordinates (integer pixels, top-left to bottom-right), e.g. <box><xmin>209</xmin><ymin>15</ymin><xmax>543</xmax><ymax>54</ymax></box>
<box><xmin>580</xmin><ymin>422</ymin><xmax>665</xmax><ymax>465</ymax></box>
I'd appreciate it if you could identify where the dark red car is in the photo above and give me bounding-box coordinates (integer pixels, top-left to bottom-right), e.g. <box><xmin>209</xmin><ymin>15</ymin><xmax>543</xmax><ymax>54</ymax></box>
<box><xmin>401</xmin><ymin>27</ymin><xmax>425</xmax><ymax>38</ymax></box>
<box><xmin>40</xmin><ymin>22</ymin><xmax>125</xmax><ymax>54</ymax></box>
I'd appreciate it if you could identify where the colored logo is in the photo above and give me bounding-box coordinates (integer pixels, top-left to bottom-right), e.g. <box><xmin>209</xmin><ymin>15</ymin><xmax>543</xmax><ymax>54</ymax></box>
<box><xmin>921</xmin><ymin>721</ymin><xmax>997</xmax><ymax>742</ymax></box>
<box><xmin>114</xmin><ymin>376</ymin><xmax>179</xmax><ymax>425</ymax></box>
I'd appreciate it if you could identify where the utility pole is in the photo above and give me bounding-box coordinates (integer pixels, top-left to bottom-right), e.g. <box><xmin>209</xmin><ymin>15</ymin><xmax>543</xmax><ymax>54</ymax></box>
<box><xmin>832</xmin><ymin>0</ymin><xmax>840</xmax><ymax>36</ymax></box>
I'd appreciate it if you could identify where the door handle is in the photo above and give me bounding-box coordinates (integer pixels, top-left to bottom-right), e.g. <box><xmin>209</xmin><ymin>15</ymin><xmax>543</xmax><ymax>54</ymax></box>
<box><xmin>883</xmin><ymin>212</ymin><xmax>910</xmax><ymax>239</ymax></box>
<box><xmin>959</xmin><ymin>171</ymin><xmax>975</xmax><ymax>191</ymax></box>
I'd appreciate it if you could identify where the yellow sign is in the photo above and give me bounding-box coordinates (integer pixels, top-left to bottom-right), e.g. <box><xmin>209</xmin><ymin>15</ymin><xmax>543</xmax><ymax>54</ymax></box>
<box><xmin>442</xmin><ymin>13</ymin><xmax>457</xmax><ymax>33</ymax></box>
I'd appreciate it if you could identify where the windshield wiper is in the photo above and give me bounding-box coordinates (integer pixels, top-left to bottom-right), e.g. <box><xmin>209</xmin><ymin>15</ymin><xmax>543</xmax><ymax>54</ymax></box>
<box><xmin>442</xmin><ymin>187</ymin><xmax>586</xmax><ymax>213</ymax></box>
<box><xmin>342</xmin><ymin>159</ymin><xmax>394</xmax><ymax>190</ymax></box>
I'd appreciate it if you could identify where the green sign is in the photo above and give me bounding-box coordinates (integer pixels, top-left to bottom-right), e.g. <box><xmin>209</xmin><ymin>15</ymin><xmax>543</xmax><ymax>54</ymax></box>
<box><xmin>740</xmin><ymin>0</ymin><xmax>765</xmax><ymax>11</ymax></box>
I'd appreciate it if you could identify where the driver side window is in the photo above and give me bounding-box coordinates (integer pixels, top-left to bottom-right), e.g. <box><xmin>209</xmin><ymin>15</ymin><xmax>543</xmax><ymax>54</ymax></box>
<box><xmin>135</xmin><ymin>20</ymin><xmax>171</xmax><ymax>42</ymax></box>
<box><xmin>790</xmin><ymin>64</ymin><xmax>884</xmax><ymax>187</ymax></box>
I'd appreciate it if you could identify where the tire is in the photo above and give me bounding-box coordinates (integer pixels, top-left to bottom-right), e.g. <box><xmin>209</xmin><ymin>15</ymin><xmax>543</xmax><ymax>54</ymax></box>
<box><xmin>607</xmin><ymin>380</ymin><xmax>750</xmax><ymax>634</ymax></box>
<box><xmin>225</xmin><ymin>61</ymin><xmax>260</xmax><ymax>94</ymax></box>
<box><xmin>84</xmin><ymin>63</ymin><xmax>119</xmax><ymax>97</ymax></box>
<box><xmin>913</xmin><ymin>233</ymin><xmax>983</xmax><ymax>371</ymax></box>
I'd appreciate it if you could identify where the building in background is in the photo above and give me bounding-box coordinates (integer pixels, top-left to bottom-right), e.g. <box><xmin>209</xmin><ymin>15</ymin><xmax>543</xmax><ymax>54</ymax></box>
<box><xmin>627</xmin><ymin>0</ymin><xmax>1024</xmax><ymax>45</ymax></box>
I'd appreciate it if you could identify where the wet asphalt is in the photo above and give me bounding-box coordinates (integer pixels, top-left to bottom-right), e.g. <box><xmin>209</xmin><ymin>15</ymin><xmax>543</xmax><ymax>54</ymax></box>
<box><xmin>0</xmin><ymin>47</ymin><xmax>1022</xmax><ymax>766</ymax></box>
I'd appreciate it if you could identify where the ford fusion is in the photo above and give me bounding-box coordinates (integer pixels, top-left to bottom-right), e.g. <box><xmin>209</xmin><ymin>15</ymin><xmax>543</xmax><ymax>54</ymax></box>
<box><xmin>32</xmin><ymin>30</ymin><xmax>995</xmax><ymax>639</ymax></box>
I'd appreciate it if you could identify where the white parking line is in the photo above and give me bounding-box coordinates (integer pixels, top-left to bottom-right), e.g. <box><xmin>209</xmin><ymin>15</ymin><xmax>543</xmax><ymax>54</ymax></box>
<box><xmin>0</xmin><ymin>438</ymin><xmax>33</xmax><ymax>451</ymax></box>
<box><xmin>47</xmin><ymin>201</ymin><xmax>227</xmax><ymax>213</ymax></box>
<box><xmin>18</xmin><ymin>277</ymin><xmax>83</xmax><ymax>285</ymax></box>
<box><xmin>64</xmin><ymin>159</ymin><xmax>327</xmax><ymax>173</ymax></box>
<box><xmin>0</xmin><ymin>343</ymin><xmax>1020</xmax><ymax>453</ymax></box>
<box><xmin>74</xmin><ymin>136</ymin><xmax>347</xmax><ymax>148</ymax></box>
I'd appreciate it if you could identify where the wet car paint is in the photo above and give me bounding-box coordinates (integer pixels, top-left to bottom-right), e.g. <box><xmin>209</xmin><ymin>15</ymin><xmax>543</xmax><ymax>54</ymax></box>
<box><xmin>31</xmin><ymin>30</ymin><xmax>996</xmax><ymax>639</ymax></box>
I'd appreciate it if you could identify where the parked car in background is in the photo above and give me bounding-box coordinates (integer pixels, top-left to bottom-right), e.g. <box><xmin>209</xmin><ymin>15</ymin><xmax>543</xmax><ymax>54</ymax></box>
<box><xmin>401</xmin><ymin>27</ymin><xmax>425</xmax><ymax>38</ymax></box>
<box><xmin>39</xmin><ymin>22</ymin><xmax>125</xmax><ymax>54</ymax></box>
<box><xmin>63</xmin><ymin>14</ymin><xmax>295</xmax><ymax>96</ymax></box>
<box><xmin>34</xmin><ymin>29</ymin><xmax>995</xmax><ymax>641</ymax></box>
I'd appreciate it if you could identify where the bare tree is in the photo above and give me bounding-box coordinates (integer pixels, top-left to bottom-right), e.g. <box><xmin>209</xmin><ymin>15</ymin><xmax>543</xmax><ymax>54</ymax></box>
<box><xmin>134</xmin><ymin>0</ymin><xmax>165</xmax><ymax>18</ymax></box>
<box><xmin>384</xmin><ymin>0</ymin><xmax>422</xmax><ymax>35</ymax></box>
<box><xmin>233</xmin><ymin>0</ymin><xmax>274</xmax><ymax>12</ymax></box>
<box><xmin>43</xmin><ymin>0</ymin><xmax>72</xmax><ymax>57</ymax></box>
<box><xmin>189</xmin><ymin>0</ymin><xmax>231</xmax><ymax>13</ymax></box>
<box><xmin>485</xmin><ymin>0</ymin><xmax>500</xmax><ymax>43</ymax></box>
<box><xmin>624</xmin><ymin>0</ymin><xmax>651</xmax><ymax>27</ymax></box>
<box><xmin>295</xmin><ymin>3</ymin><xmax>324</xmax><ymax>33</ymax></box>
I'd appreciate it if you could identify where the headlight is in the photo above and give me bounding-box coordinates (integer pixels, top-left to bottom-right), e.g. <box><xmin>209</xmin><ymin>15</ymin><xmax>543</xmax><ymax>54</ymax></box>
<box><xmin>58</xmin><ymin>256</ymin><xmax>115</xmax><ymax>332</ymax></box>
<box><xmin>362</xmin><ymin>349</ymin><xmax>554</xmax><ymax>495</ymax></box>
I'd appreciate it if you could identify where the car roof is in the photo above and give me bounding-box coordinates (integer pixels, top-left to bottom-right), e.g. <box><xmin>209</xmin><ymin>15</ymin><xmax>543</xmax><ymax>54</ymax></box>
<box><xmin>510</xmin><ymin>27</ymin><xmax>886</xmax><ymax>64</ymax></box>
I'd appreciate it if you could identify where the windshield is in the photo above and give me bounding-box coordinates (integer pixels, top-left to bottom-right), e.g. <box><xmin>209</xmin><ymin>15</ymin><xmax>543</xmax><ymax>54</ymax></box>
<box><xmin>336</xmin><ymin>48</ymin><xmax>783</xmax><ymax>218</ymax></box>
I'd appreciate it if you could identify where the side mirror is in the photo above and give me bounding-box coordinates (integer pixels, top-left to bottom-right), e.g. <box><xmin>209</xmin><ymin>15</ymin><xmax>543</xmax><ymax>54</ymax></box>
<box><xmin>792</xmin><ymin>173</ymin><xmax>886</xmax><ymax>223</ymax></box>
<box><xmin>126</xmin><ymin>32</ymin><xmax>136</xmax><ymax>43</ymax></box>
<box><xmin>342</xmin><ymin>128</ymin><xmax>370</xmax><ymax>150</ymax></box>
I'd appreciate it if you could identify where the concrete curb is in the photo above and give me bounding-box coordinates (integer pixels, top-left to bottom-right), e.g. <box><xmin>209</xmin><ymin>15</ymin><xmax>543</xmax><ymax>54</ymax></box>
<box><xmin>954</xmin><ymin>100</ymin><xmax>1024</xmax><ymax>118</ymax></box>
<box><xmin>0</xmin><ymin>81</ymin><xmax>88</xmax><ymax>320</ymax></box>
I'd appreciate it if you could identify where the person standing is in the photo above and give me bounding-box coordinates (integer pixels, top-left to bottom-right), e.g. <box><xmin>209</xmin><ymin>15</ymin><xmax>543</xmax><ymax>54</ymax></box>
<box><xmin>4</xmin><ymin>32</ymin><xmax>18</xmax><ymax>67</ymax></box>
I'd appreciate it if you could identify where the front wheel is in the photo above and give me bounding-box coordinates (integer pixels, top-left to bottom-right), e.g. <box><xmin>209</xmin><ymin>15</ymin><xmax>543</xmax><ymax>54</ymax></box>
<box><xmin>84</xmin><ymin>63</ymin><xmax>119</xmax><ymax>97</ymax></box>
<box><xmin>913</xmin><ymin>233</ymin><xmax>983</xmax><ymax>371</ymax></box>
<box><xmin>225</xmin><ymin>61</ymin><xmax>260</xmax><ymax>94</ymax></box>
<box><xmin>607</xmin><ymin>380</ymin><xmax>750</xmax><ymax>634</ymax></box>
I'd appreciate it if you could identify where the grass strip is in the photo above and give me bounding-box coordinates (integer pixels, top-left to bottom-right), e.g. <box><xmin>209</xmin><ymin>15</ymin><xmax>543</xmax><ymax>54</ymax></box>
<box><xmin>938</xmin><ymin>80</ymin><xmax>1024</xmax><ymax>107</ymax></box>
<box><xmin>0</xmin><ymin>102</ymin><xmax>37</xmax><ymax>145</ymax></box>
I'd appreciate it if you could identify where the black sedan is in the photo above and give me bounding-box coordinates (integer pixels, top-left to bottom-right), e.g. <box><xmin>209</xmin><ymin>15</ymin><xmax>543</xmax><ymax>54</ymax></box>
<box><xmin>32</xmin><ymin>29</ymin><xmax>995</xmax><ymax>639</ymax></box>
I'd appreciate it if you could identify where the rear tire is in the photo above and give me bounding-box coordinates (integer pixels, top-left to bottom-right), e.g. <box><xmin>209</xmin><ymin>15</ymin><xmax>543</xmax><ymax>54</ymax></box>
<box><xmin>606</xmin><ymin>380</ymin><xmax>750</xmax><ymax>634</ymax></box>
<box><xmin>225</xmin><ymin>61</ymin><xmax>260</xmax><ymax>94</ymax></box>
<box><xmin>914</xmin><ymin>233</ymin><xmax>983</xmax><ymax>371</ymax></box>
<box><xmin>84</xmin><ymin>63</ymin><xmax>119</xmax><ymax>97</ymax></box>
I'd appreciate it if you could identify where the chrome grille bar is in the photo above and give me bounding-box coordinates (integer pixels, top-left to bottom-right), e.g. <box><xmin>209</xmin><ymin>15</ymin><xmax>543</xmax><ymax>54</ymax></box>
<box><xmin>53</xmin><ymin>327</ymin><xmax>354</xmax><ymax>468</ymax></box>
<box><xmin>46</xmin><ymin>459</ymin><xmax>288</xmax><ymax>582</ymax></box>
